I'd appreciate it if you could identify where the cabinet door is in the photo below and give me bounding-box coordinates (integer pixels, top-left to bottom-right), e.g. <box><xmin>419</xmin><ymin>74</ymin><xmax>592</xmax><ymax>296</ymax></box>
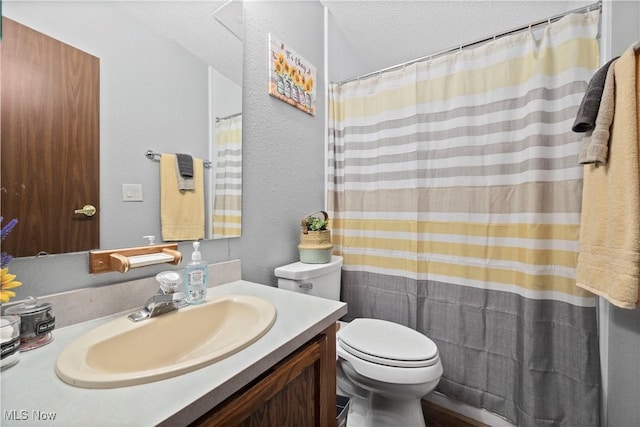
<box><xmin>193</xmin><ymin>326</ymin><xmax>337</xmax><ymax>427</ymax></box>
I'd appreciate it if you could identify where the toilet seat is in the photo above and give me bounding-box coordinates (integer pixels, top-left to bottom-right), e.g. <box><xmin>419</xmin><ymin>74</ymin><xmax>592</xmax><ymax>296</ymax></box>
<box><xmin>337</xmin><ymin>318</ymin><xmax>443</xmax><ymax>384</ymax></box>
<box><xmin>338</xmin><ymin>318</ymin><xmax>438</xmax><ymax>367</ymax></box>
<box><xmin>339</xmin><ymin>339</ymin><xmax>439</xmax><ymax>368</ymax></box>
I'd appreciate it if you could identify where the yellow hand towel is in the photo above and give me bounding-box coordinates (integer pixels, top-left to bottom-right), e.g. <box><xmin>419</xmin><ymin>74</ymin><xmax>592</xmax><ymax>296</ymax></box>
<box><xmin>160</xmin><ymin>153</ymin><xmax>205</xmax><ymax>241</ymax></box>
<box><xmin>576</xmin><ymin>46</ymin><xmax>640</xmax><ymax>308</ymax></box>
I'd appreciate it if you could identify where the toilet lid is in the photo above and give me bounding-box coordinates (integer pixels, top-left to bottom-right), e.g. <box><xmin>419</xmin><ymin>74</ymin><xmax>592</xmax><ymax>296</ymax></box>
<box><xmin>338</xmin><ymin>318</ymin><xmax>439</xmax><ymax>368</ymax></box>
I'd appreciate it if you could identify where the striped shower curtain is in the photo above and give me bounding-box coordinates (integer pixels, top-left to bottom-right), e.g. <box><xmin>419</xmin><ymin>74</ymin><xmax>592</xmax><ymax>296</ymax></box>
<box><xmin>211</xmin><ymin>115</ymin><xmax>242</xmax><ymax>238</ymax></box>
<box><xmin>328</xmin><ymin>11</ymin><xmax>601</xmax><ymax>427</ymax></box>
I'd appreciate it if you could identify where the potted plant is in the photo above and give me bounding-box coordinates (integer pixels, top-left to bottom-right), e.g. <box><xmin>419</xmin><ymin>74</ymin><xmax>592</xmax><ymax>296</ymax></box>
<box><xmin>306</xmin><ymin>216</ymin><xmax>329</xmax><ymax>232</ymax></box>
<box><xmin>298</xmin><ymin>211</ymin><xmax>333</xmax><ymax>264</ymax></box>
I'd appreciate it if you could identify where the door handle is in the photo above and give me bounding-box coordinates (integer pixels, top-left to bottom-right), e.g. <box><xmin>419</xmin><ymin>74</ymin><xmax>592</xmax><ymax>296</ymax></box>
<box><xmin>74</xmin><ymin>204</ymin><xmax>97</xmax><ymax>217</ymax></box>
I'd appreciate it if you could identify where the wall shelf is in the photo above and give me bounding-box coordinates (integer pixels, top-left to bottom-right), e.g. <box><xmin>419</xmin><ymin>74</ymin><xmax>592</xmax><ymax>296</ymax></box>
<box><xmin>89</xmin><ymin>244</ymin><xmax>182</xmax><ymax>274</ymax></box>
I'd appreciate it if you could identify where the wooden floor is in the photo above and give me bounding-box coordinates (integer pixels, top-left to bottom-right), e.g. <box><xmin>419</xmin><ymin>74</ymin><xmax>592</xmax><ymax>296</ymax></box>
<box><xmin>422</xmin><ymin>400</ymin><xmax>490</xmax><ymax>427</ymax></box>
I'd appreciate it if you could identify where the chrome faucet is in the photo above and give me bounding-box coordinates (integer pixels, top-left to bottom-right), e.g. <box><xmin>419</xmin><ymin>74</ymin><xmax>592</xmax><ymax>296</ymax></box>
<box><xmin>128</xmin><ymin>271</ymin><xmax>187</xmax><ymax>322</ymax></box>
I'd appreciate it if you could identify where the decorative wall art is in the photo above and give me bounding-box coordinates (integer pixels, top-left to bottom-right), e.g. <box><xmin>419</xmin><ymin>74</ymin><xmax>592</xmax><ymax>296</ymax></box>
<box><xmin>268</xmin><ymin>33</ymin><xmax>316</xmax><ymax>116</ymax></box>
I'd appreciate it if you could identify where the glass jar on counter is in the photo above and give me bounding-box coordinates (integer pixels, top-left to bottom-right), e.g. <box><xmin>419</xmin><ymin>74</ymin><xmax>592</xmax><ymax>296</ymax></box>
<box><xmin>1</xmin><ymin>315</ymin><xmax>21</xmax><ymax>370</ymax></box>
<box><xmin>5</xmin><ymin>296</ymin><xmax>55</xmax><ymax>351</ymax></box>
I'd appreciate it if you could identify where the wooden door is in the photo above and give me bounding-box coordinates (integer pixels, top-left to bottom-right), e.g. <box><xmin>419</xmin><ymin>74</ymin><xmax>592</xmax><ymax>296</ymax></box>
<box><xmin>1</xmin><ymin>17</ymin><xmax>100</xmax><ymax>257</ymax></box>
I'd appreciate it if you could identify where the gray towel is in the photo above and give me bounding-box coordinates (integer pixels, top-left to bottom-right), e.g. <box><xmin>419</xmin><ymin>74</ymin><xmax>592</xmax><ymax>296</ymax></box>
<box><xmin>175</xmin><ymin>154</ymin><xmax>195</xmax><ymax>192</ymax></box>
<box><xmin>175</xmin><ymin>153</ymin><xmax>194</xmax><ymax>178</ymax></box>
<box><xmin>579</xmin><ymin>58</ymin><xmax>617</xmax><ymax>165</ymax></box>
<box><xmin>572</xmin><ymin>57</ymin><xmax>618</xmax><ymax>133</ymax></box>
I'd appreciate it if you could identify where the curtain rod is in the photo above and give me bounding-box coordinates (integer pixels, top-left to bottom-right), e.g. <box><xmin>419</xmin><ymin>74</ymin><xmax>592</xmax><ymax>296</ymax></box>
<box><xmin>215</xmin><ymin>112</ymin><xmax>242</xmax><ymax>122</ymax></box>
<box><xmin>337</xmin><ymin>0</ymin><xmax>602</xmax><ymax>85</ymax></box>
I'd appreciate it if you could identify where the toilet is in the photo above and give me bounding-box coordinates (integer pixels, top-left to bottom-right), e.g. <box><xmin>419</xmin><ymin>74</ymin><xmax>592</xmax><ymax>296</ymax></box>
<box><xmin>274</xmin><ymin>256</ymin><xmax>443</xmax><ymax>427</ymax></box>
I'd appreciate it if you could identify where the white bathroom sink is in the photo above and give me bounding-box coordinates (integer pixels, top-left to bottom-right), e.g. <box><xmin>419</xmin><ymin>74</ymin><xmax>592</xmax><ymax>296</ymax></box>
<box><xmin>55</xmin><ymin>294</ymin><xmax>276</xmax><ymax>388</ymax></box>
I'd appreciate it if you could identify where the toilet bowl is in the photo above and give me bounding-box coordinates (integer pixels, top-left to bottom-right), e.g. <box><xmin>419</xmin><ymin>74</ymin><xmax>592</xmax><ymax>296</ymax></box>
<box><xmin>274</xmin><ymin>256</ymin><xmax>444</xmax><ymax>427</ymax></box>
<box><xmin>336</xmin><ymin>318</ymin><xmax>443</xmax><ymax>427</ymax></box>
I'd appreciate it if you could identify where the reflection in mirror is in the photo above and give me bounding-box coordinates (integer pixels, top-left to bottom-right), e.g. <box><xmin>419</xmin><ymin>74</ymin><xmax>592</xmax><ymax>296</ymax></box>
<box><xmin>121</xmin><ymin>0</ymin><xmax>243</xmax><ymax>240</ymax></box>
<box><xmin>212</xmin><ymin>113</ymin><xmax>242</xmax><ymax>238</ymax></box>
<box><xmin>1</xmin><ymin>0</ymin><xmax>243</xmax><ymax>259</ymax></box>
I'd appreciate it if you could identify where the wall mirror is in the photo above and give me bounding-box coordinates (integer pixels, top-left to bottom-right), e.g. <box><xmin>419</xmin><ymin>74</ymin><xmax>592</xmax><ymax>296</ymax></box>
<box><xmin>1</xmin><ymin>0</ymin><xmax>243</xmax><ymax>258</ymax></box>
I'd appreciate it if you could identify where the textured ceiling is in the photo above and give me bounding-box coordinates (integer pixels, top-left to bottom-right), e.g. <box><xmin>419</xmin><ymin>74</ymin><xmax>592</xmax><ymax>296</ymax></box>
<box><xmin>119</xmin><ymin>1</ymin><xmax>594</xmax><ymax>86</ymax></box>
<box><xmin>119</xmin><ymin>0</ymin><xmax>243</xmax><ymax>86</ymax></box>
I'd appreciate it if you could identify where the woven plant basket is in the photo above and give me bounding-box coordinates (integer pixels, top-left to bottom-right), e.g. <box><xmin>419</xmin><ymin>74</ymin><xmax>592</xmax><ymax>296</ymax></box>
<box><xmin>299</xmin><ymin>211</ymin><xmax>333</xmax><ymax>264</ymax></box>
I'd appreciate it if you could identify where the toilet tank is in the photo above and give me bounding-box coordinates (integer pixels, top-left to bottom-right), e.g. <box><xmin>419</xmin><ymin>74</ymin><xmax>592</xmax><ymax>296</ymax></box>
<box><xmin>274</xmin><ymin>256</ymin><xmax>343</xmax><ymax>300</ymax></box>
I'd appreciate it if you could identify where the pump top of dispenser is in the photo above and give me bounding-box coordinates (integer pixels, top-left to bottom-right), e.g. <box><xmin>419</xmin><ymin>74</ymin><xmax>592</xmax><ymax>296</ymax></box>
<box><xmin>192</xmin><ymin>241</ymin><xmax>201</xmax><ymax>261</ymax></box>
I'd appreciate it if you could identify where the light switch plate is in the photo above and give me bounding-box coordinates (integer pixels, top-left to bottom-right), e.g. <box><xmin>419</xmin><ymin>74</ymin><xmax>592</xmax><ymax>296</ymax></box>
<box><xmin>122</xmin><ymin>184</ymin><xmax>143</xmax><ymax>202</ymax></box>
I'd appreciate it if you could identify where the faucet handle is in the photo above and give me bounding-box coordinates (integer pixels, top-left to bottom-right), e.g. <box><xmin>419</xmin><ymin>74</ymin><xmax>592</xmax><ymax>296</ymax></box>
<box><xmin>148</xmin><ymin>292</ymin><xmax>185</xmax><ymax>304</ymax></box>
<box><xmin>169</xmin><ymin>292</ymin><xmax>186</xmax><ymax>302</ymax></box>
<box><xmin>128</xmin><ymin>287</ymin><xmax>186</xmax><ymax>322</ymax></box>
<box><xmin>144</xmin><ymin>292</ymin><xmax>186</xmax><ymax>313</ymax></box>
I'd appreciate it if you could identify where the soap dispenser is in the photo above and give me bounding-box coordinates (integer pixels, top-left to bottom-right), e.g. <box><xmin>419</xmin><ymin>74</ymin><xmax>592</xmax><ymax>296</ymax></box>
<box><xmin>184</xmin><ymin>241</ymin><xmax>208</xmax><ymax>304</ymax></box>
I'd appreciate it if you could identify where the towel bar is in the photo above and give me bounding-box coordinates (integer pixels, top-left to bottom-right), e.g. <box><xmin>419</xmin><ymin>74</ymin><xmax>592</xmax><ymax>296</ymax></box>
<box><xmin>145</xmin><ymin>150</ymin><xmax>212</xmax><ymax>169</ymax></box>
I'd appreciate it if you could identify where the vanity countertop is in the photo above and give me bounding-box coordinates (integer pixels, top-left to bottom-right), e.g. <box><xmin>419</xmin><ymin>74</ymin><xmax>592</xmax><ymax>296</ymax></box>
<box><xmin>0</xmin><ymin>280</ymin><xmax>347</xmax><ymax>426</ymax></box>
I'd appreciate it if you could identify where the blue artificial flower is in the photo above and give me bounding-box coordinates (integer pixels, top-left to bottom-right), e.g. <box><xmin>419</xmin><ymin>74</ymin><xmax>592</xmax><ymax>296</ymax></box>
<box><xmin>0</xmin><ymin>217</ymin><xmax>18</xmax><ymax>268</ymax></box>
<box><xmin>1</xmin><ymin>217</ymin><xmax>18</xmax><ymax>240</ymax></box>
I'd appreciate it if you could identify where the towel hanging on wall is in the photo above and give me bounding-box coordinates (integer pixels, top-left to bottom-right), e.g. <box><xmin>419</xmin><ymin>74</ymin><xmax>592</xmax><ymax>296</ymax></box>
<box><xmin>576</xmin><ymin>43</ymin><xmax>640</xmax><ymax>308</ymax></box>
<box><xmin>160</xmin><ymin>153</ymin><xmax>205</xmax><ymax>241</ymax></box>
<box><xmin>578</xmin><ymin>58</ymin><xmax>617</xmax><ymax>165</ymax></box>
<box><xmin>572</xmin><ymin>56</ymin><xmax>618</xmax><ymax>133</ymax></box>
<box><xmin>175</xmin><ymin>153</ymin><xmax>194</xmax><ymax>177</ymax></box>
<box><xmin>175</xmin><ymin>153</ymin><xmax>195</xmax><ymax>192</ymax></box>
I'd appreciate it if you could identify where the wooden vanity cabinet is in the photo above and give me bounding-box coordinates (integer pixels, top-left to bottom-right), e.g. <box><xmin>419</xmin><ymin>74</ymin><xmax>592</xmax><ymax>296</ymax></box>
<box><xmin>192</xmin><ymin>323</ymin><xmax>337</xmax><ymax>427</ymax></box>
